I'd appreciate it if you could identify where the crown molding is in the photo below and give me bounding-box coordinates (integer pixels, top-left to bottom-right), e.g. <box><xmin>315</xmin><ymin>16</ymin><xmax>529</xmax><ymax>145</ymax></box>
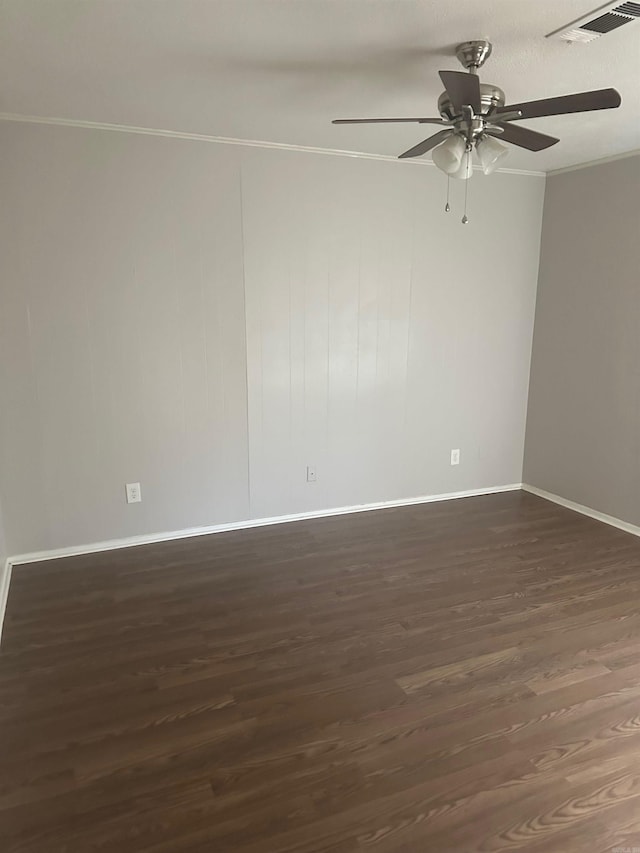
<box><xmin>548</xmin><ymin>148</ymin><xmax>640</xmax><ymax>177</ymax></box>
<box><xmin>0</xmin><ymin>112</ymin><xmax>546</xmax><ymax>177</ymax></box>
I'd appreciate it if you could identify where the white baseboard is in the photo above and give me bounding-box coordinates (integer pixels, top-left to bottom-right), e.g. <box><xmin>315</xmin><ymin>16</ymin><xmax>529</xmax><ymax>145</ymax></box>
<box><xmin>522</xmin><ymin>483</ymin><xmax>640</xmax><ymax>539</ymax></box>
<box><xmin>8</xmin><ymin>483</ymin><xmax>522</xmax><ymax>569</ymax></box>
<box><xmin>0</xmin><ymin>483</ymin><xmax>521</xmax><ymax>646</ymax></box>
<box><xmin>5</xmin><ymin>483</ymin><xmax>634</xmax><ymax>646</ymax></box>
<box><xmin>0</xmin><ymin>559</ymin><xmax>12</xmax><ymax>644</ymax></box>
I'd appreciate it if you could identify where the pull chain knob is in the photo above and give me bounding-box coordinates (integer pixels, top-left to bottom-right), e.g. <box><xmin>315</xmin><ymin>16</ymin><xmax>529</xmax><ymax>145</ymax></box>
<box><xmin>461</xmin><ymin>151</ymin><xmax>471</xmax><ymax>225</ymax></box>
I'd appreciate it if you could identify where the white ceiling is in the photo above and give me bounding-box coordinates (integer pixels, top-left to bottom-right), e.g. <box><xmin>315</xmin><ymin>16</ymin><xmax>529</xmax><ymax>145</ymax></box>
<box><xmin>1</xmin><ymin>0</ymin><xmax>639</xmax><ymax>172</ymax></box>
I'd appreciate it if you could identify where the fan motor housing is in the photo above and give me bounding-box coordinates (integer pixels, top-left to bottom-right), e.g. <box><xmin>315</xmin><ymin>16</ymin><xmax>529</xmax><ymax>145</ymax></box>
<box><xmin>437</xmin><ymin>83</ymin><xmax>506</xmax><ymax>122</ymax></box>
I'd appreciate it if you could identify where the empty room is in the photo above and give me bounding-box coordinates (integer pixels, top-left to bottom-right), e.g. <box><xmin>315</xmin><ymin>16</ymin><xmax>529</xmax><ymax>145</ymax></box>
<box><xmin>1</xmin><ymin>2</ymin><xmax>640</xmax><ymax>851</ymax></box>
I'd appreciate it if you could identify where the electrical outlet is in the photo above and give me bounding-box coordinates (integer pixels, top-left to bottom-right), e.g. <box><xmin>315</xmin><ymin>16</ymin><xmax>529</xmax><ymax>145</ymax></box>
<box><xmin>450</xmin><ymin>449</ymin><xmax>460</xmax><ymax>466</ymax></box>
<box><xmin>126</xmin><ymin>482</ymin><xmax>142</xmax><ymax>503</ymax></box>
<box><xmin>306</xmin><ymin>465</ymin><xmax>317</xmax><ymax>483</ymax></box>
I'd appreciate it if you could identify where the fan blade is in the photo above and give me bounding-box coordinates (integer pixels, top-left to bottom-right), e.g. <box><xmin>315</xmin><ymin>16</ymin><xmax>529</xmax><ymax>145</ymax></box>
<box><xmin>332</xmin><ymin>117</ymin><xmax>448</xmax><ymax>125</ymax></box>
<box><xmin>486</xmin><ymin>110</ymin><xmax>522</xmax><ymax>124</ymax></box>
<box><xmin>439</xmin><ymin>70</ymin><xmax>481</xmax><ymax>114</ymax></box>
<box><xmin>398</xmin><ymin>129</ymin><xmax>452</xmax><ymax>159</ymax></box>
<box><xmin>497</xmin><ymin>88</ymin><xmax>621</xmax><ymax>120</ymax></box>
<box><xmin>492</xmin><ymin>123</ymin><xmax>559</xmax><ymax>151</ymax></box>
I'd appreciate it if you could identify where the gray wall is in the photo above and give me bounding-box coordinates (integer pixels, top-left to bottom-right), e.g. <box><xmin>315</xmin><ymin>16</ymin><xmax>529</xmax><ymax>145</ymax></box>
<box><xmin>524</xmin><ymin>155</ymin><xmax>640</xmax><ymax>525</ymax></box>
<box><xmin>241</xmin><ymin>147</ymin><xmax>544</xmax><ymax>518</ymax></box>
<box><xmin>0</xmin><ymin>124</ymin><xmax>249</xmax><ymax>554</ymax></box>
<box><xmin>0</xmin><ymin>498</ymin><xmax>6</xmax><ymax>569</ymax></box>
<box><xmin>0</xmin><ymin>121</ymin><xmax>545</xmax><ymax>556</ymax></box>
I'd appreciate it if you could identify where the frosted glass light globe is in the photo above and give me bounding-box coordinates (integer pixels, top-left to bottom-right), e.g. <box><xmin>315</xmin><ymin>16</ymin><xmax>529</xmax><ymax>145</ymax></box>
<box><xmin>431</xmin><ymin>134</ymin><xmax>466</xmax><ymax>175</ymax></box>
<box><xmin>476</xmin><ymin>135</ymin><xmax>509</xmax><ymax>175</ymax></box>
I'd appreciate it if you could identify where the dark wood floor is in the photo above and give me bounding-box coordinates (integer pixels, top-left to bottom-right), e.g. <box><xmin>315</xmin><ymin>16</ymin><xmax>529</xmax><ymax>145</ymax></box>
<box><xmin>1</xmin><ymin>491</ymin><xmax>640</xmax><ymax>852</ymax></box>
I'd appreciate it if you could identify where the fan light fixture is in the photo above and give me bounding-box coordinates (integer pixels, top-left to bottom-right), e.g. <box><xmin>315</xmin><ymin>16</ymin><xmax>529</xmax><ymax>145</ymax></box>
<box><xmin>432</xmin><ymin>133</ymin><xmax>508</xmax><ymax>181</ymax></box>
<box><xmin>476</xmin><ymin>135</ymin><xmax>509</xmax><ymax>175</ymax></box>
<box><xmin>431</xmin><ymin>134</ymin><xmax>466</xmax><ymax>175</ymax></box>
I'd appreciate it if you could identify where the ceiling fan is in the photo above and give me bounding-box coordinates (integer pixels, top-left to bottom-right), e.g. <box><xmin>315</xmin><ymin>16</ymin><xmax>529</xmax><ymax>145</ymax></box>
<box><xmin>332</xmin><ymin>40</ymin><xmax>622</xmax><ymax>178</ymax></box>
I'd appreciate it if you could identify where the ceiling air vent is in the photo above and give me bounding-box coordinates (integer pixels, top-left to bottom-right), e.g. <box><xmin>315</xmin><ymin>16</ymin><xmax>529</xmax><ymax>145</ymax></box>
<box><xmin>548</xmin><ymin>1</ymin><xmax>640</xmax><ymax>42</ymax></box>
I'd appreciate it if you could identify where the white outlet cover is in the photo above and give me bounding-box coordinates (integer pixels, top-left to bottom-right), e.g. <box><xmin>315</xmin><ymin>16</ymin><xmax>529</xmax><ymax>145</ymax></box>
<box><xmin>450</xmin><ymin>449</ymin><xmax>461</xmax><ymax>466</ymax></box>
<box><xmin>306</xmin><ymin>465</ymin><xmax>317</xmax><ymax>483</ymax></box>
<box><xmin>126</xmin><ymin>482</ymin><xmax>142</xmax><ymax>503</ymax></box>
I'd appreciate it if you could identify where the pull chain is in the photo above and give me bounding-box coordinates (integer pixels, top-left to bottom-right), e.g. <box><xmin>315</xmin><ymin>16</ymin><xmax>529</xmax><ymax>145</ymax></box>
<box><xmin>444</xmin><ymin>175</ymin><xmax>451</xmax><ymax>213</ymax></box>
<box><xmin>461</xmin><ymin>151</ymin><xmax>470</xmax><ymax>224</ymax></box>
